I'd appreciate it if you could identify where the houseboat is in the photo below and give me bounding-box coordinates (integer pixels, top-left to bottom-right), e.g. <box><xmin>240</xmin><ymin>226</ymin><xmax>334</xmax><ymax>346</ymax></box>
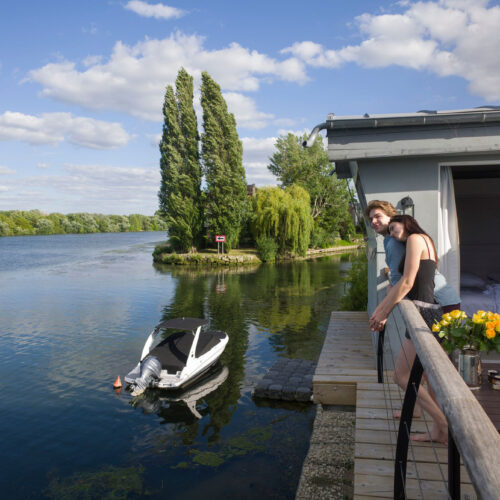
<box><xmin>303</xmin><ymin>107</ymin><xmax>500</xmax><ymax>499</ymax></box>
<box><xmin>306</xmin><ymin>107</ymin><xmax>500</xmax><ymax>344</ymax></box>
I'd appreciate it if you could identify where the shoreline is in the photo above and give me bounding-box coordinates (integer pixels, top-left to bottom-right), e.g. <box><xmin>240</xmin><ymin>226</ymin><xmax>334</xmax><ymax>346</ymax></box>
<box><xmin>152</xmin><ymin>243</ymin><xmax>363</xmax><ymax>266</ymax></box>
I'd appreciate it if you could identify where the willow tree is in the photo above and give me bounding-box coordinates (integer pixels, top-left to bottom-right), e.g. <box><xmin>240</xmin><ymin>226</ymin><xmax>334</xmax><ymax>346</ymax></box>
<box><xmin>252</xmin><ymin>185</ymin><xmax>313</xmax><ymax>256</ymax></box>
<box><xmin>200</xmin><ymin>71</ymin><xmax>248</xmax><ymax>251</ymax></box>
<box><xmin>158</xmin><ymin>68</ymin><xmax>203</xmax><ymax>252</ymax></box>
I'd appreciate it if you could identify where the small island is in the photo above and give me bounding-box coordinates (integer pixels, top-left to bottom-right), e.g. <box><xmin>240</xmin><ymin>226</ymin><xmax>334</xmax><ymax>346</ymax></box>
<box><xmin>155</xmin><ymin>69</ymin><xmax>363</xmax><ymax>267</ymax></box>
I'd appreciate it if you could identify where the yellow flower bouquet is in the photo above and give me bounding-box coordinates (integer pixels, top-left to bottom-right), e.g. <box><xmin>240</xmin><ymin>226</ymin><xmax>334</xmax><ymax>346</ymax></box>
<box><xmin>432</xmin><ymin>310</ymin><xmax>500</xmax><ymax>354</ymax></box>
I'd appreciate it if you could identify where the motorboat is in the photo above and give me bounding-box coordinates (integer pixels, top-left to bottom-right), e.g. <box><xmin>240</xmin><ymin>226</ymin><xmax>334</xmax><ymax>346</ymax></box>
<box><xmin>125</xmin><ymin>317</ymin><xmax>228</xmax><ymax>395</ymax></box>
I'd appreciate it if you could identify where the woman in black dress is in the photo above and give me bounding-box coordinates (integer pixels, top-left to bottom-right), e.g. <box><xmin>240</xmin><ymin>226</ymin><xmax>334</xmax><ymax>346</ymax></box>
<box><xmin>369</xmin><ymin>215</ymin><xmax>448</xmax><ymax>444</ymax></box>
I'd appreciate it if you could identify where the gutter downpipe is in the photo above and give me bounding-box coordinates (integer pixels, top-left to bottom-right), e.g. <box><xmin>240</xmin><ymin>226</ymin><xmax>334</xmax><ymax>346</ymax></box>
<box><xmin>302</xmin><ymin>122</ymin><xmax>327</xmax><ymax>148</ymax></box>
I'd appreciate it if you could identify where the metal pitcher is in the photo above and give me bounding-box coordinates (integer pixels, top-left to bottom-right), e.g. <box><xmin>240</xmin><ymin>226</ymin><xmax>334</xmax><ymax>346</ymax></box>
<box><xmin>458</xmin><ymin>349</ymin><xmax>482</xmax><ymax>389</ymax></box>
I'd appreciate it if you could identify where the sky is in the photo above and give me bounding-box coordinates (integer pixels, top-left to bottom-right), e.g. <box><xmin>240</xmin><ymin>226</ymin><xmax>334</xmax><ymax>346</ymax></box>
<box><xmin>1</xmin><ymin>0</ymin><xmax>500</xmax><ymax>215</ymax></box>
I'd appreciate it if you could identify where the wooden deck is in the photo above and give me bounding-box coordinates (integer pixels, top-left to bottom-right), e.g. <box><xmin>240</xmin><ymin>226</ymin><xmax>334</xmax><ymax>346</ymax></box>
<box><xmin>354</xmin><ymin>382</ymin><xmax>476</xmax><ymax>499</ymax></box>
<box><xmin>475</xmin><ymin>361</ymin><xmax>500</xmax><ymax>431</ymax></box>
<box><xmin>312</xmin><ymin>311</ymin><xmax>478</xmax><ymax>499</ymax></box>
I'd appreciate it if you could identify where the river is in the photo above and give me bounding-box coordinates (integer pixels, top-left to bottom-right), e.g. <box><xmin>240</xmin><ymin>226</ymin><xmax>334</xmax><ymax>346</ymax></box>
<box><xmin>0</xmin><ymin>232</ymin><xmax>356</xmax><ymax>499</ymax></box>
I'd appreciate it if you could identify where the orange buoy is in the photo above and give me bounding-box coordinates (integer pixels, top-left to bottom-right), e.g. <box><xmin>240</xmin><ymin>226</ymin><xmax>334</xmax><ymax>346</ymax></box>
<box><xmin>113</xmin><ymin>375</ymin><xmax>122</xmax><ymax>388</ymax></box>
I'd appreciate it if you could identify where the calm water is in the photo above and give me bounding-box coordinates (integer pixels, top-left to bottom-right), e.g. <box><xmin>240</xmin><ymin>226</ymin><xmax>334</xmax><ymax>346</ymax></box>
<box><xmin>0</xmin><ymin>232</ymin><xmax>355</xmax><ymax>499</ymax></box>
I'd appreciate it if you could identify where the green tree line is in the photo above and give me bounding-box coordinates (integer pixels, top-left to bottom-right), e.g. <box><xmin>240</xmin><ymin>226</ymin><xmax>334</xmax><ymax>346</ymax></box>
<box><xmin>0</xmin><ymin>210</ymin><xmax>168</xmax><ymax>237</ymax></box>
<box><xmin>159</xmin><ymin>68</ymin><xmax>358</xmax><ymax>259</ymax></box>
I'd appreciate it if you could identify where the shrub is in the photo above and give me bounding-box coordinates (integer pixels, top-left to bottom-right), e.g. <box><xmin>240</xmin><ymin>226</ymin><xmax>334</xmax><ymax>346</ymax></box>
<box><xmin>256</xmin><ymin>236</ymin><xmax>278</xmax><ymax>263</ymax></box>
<box><xmin>340</xmin><ymin>253</ymin><xmax>368</xmax><ymax>311</ymax></box>
<box><xmin>310</xmin><ymin>226</ymin><xmax>338</xmax><ymax>248</ymax></box>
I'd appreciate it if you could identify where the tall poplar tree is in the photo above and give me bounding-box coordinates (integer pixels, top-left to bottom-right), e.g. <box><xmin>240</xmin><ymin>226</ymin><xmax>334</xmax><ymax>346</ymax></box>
<box><xmin>158</xmin><ymin>68</ymin><xmax>202</xmax><ymax>252</ymax></box>
<box><xmin>200</xmin><ymin>71</ymin><xmax>248</xmax><ymax>251</ymax></box>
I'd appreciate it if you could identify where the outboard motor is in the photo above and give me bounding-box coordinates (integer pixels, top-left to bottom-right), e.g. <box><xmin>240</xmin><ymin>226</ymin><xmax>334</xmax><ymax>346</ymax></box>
<box><xmin>125</xmin><ymin>356</ymin><xmax>162</xmax><ymax>396</ymax></box>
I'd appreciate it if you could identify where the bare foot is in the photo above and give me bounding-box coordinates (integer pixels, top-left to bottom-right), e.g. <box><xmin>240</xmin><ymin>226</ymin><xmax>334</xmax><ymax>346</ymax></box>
<box><xmin>393</xmin><ymin>409</ymin><xmax>422</xmax><ymax>419</ymax></box>
<box><xmin>410</xmin><ymin>428</ymin><xmax>448</xmax><ymax>445</ymax></box>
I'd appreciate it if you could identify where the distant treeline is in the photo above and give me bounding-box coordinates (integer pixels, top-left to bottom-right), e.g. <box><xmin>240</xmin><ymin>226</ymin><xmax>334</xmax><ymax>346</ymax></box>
<box><xmin>0</xmin><ymin>210</ymin><xmax>168</xmax><ymax>237</ymax></box>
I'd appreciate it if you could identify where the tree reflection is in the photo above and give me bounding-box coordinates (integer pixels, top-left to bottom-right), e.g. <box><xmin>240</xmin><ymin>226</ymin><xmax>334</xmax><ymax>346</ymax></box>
<box><xmin>143</xmin><ymin>253</ymin><xmax>356</xmax><ymax>445</ymax></box>
<box><xmin>148</xmin><ymin>268</ymin><xmax>249</xmax><ymax>445</ymax></box>
<box><xmin>241</xmin><ymin>257</ymin><xmax>346</xmax><ymax>359</ymax></box>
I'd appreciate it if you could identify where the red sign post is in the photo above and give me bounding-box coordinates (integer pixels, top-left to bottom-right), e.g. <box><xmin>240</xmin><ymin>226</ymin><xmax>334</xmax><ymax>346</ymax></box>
<box><xmin>215</xmin><ymin>235</ymin><xmax>226</xmax><ymax>254</ymax></box>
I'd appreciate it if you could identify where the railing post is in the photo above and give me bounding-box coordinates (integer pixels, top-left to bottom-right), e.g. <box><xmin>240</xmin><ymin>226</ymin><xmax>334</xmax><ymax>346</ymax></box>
<box><xmin>377</xmin><ymin>327</ymin><xmax>385</xmax><ymax>383</ymax></box>
<box><xmin>394</xmin><ymin>354</ymin><xmax>424</xmax><ymax>499</ymax></box>
<box><xmin>448</xmin><ymin>430</ymin><xmax>461</xmax><ymax>499</ymax></box>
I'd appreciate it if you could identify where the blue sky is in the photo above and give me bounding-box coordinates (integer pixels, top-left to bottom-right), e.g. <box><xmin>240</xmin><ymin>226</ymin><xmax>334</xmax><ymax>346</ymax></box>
<box><xmin>1</xmin><ymin>0</ymin><xmax>499</xmax><ymax>214</ymax></box>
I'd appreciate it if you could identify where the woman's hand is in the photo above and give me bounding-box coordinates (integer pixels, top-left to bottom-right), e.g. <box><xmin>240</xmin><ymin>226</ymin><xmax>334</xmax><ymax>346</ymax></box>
<box><xmin>369</xmin><ymin>307</ymin><xmax>388</xmax><ymax>331</ymax></box>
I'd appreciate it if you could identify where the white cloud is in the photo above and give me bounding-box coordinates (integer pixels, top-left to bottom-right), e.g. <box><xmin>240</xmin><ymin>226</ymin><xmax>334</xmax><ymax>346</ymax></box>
<box><xmin>273</xmin><ymin>118</ymin><xmax>300</xmax><ymax>128</ymax></box>
<box><xmin>0</xmin><ymin>163</ymin><xmax>161</xmax><ymax>214</ymax></box>
<box><xmin>0</xmin><ymin>111</ymin><xmax>132</xmax><ymax>149</ymax></box>
<box><xmin>223</xmin><ymin>93</ymin><xmax>274</xmax><ymax>129</ymax></box>
<box><xmin>82</xmin><ymin>55</ymin><xmax>103</xmax><ymax>67</ymax></box>
<box><xmin>282</xmin><ymin>0</ymin><xmax>500</xmax><ymax>102</ymax></box>
<box><xmin>37</xmin><ymin>162</ymin><xmax>50</xmax><ymax>169</ymax></box>
<box><xmin>276</xmin><ymin>127</ymin><xmax>313</xmax><ymax>138</ymax></box>
<box><xmin>124</xmin><ymin>1</ymin><xmax>186</xmax><ymax>20</ymax></box>
<box><xmin>241</xmin><ymin>137</ymin><xmax>275</xmax><ymax>162</ymax></box>
<box><xmin>148</xmin><ymin>133</ymin><xmax>162</xmax><ymax>148</ymax></box>
<box><xmin>241</xmin><ymin>136</ymin><xmax>278</xmax><ymax>186</ymax></box>
<box><xmin>244</xmin><ymin>163</ymin><xmax>278</xmax><ymax>186</ymax></box>
<box><xmin>0</xmin><ymin>166</ymin><xmax>15</xmax><ymax>174</ymax></box>
<box><xmin>28</xmin><ymin>32</ymin><xmax>308</xmax><ymax>124</ymax></box>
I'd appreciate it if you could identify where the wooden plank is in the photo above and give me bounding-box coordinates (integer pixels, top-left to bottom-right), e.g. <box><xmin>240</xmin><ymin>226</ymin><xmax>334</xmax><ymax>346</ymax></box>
<box><xmin>356</xmin><ymin>407</ymin><xmax>396</xmax><ymax>420</ymax></box>
<box><xmin>354</xmin><ymin>473</ymin><xmax>476</xmax><ymax>499</ymax></box>
<box><xmin>356</xmin><ymin>429</ymin><xmax>447</xmax><ymax>450</ymax></box>
<box><xmin>355</xmin><ymin>442</ymin><xmax>448</xmax><ymax>463</ymax></box>
<box><xmin>357</xmin><ymin>385</ymin><xmax>394</xmax><ymax>392</ymax></box>
<box><xmin>314</xmin><ymin>368</ymin><xmax>377</xmax><ymax>376</ymax></box>
<box><xmin>357</xmin><ymin>382</ymin><xmax>400</xmax><ymax>391</ymax></box>
<box><xmin>356</xmin><ymin>417</ymin><xmax>430</xmax><ymax>434</ymax></box>
<box><xmin>356</xmin><ymin>393</ymin><xmax>401</xmax><ymax>403</ymax></box>
<box><xmin>356</xmin><ymin>398</ymin><xmax>402</xmax><ymax>409</ymax></box>
<box><xmin>355</xmin><ymin>458</ymin><xmax>471</xmax><ymax>484</ymax></box>
<box><xmin>313</xmin><ymin>382</ymin><xmax>356</xmax><ymax>405</ymax></box>
<box><xmin>314</xmin><ymin>374</ymin><xmax>377</xmax><ymax>383</ymax></box>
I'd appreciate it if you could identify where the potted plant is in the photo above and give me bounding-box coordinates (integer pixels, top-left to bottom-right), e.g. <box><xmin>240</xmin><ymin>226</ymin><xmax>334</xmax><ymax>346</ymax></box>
<box><xmin>432</xmin><ymin>310</ymin><xmax>500</xmax><ymax>388</ymax></box>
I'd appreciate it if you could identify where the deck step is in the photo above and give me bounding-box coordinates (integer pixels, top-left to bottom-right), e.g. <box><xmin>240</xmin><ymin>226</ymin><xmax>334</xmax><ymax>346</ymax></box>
<box><xmin>313</xmin><ymin>311</ymin><xmax>376</xmax><ymax>405</ymax></box>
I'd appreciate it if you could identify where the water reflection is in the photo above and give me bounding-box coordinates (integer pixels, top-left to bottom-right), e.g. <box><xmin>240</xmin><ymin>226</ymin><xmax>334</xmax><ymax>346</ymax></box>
<box><xmin>1</xmin><ymin>231</ymin><xmax>359</xmax><ymax>499</ymax></box>
<box><xmin>131</xmin><ymin>255</ymin><xmax>354</xmax><ymax>449</ymax></box>
<box><xmin>130</xmin><ymin>364</ymin><xmax>229</xmax><ymax>420</ymax></box>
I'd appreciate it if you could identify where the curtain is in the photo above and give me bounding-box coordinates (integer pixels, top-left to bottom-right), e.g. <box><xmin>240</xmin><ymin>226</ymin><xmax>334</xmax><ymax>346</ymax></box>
<box><xmin>438</xmin><ymin>166</ymin><xmax>460</xmax><ymax>293</ymax></box>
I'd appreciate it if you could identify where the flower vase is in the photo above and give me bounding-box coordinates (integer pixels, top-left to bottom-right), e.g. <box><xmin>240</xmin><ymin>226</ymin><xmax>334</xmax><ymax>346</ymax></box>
<box><xmin>458</xmin><ymin>349</ymin><xmax>482</xmax><ymax>389</ymax></box>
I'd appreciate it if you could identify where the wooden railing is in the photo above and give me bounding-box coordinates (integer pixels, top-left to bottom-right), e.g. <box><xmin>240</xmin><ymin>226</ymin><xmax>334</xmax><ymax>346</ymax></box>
<box><xmin>394</xmin><ymin>299</ymin><xmax>500</xmax><ymax>499</ymax></box>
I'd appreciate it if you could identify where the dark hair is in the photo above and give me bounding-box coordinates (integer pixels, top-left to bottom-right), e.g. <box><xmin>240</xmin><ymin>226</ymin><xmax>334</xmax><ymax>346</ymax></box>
<box><xmin>390</xmin><ymin>214</ymin><xmax>438</xmax><ymax>271</ymax></box>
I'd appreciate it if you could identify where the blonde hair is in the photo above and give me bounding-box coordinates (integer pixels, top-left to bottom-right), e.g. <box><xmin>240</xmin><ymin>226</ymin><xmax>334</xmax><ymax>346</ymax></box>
<box><xmin>365</xmin><ymin>200</ymin><xmax>397</xmax><ymax>218</ymax></box>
